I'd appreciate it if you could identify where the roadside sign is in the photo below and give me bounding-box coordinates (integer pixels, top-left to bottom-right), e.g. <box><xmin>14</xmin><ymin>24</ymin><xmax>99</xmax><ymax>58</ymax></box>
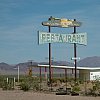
<box><xmin>38</xmin><ymin>31</ymin><xmax>87</xmax><ymax>45</ymax></box>
<box><xmin>90</xmin><ymin>72</ymin><xmax>100</xmax><ymax>80</ymax></box>
<box><xmin>42</xmin><ymin>17</ymin><xmax>82</xmax><ymax>28</ymax></box>
<box><xmin>71</xmin><ymin>57</ymin><xmax>80</xmax><ymax>60</ymax></box>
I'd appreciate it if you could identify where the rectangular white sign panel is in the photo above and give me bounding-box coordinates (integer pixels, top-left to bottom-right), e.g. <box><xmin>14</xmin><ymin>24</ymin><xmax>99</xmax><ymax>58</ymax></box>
<box><xmin>90</xmin><ymin>72</ymin><xmax>100</xmax><ymax>80</ymax></box>
<box><xmin>38</xmin><ymin>31</ymin><xmax>87</xmax><ymax>45</ymax></box>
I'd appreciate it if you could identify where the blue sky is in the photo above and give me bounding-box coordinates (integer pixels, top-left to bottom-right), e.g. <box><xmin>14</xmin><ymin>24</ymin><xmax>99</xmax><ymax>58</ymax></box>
<box><xmin>0</xmin><ymin>0</ymin><xmax>100</xmax><ymax>64</ymax></box>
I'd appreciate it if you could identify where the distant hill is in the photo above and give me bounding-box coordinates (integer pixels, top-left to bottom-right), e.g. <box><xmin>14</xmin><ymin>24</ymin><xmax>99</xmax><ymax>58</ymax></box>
<box><xmin>39</xmin><ymin>61</ymin><xmax>74</xmax><ymax>66</ymax></box>
<box><xmin>77</xmin><ymin>56</ymin><xmax>100</xmax><ymax>67</ymax></box>
<box><xmin>0</xmin><ymin>56</ymin><xmax>100</xmax><ymax>75</ymax></box>
<box><xmin>0</xmin><ymin>62</ymin><xmax>13</xmax><ymax>70</ymax></box>
<box><xmin>0</xmin><ymin>62</ymin><xmax>15</xmax><ymax>75</ymax></box>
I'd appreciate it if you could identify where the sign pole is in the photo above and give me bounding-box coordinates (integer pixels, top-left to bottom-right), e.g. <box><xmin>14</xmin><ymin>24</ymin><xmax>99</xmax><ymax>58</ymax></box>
<box><xmin>65</xmin><ymin>68</ymin><xmax>67</xmax><ymax>92</ymax></box>
<box><xmin>48</xmin><ymin>17</ymin><xmax>52</xmax><ymax>90</ymax></box>
<box><xmin>73</xmin><ymin>19</ymin><xmax>77</xmax><ymax>82</ymax></box>
<box><xmin>40</xmin><ymin>65</ymin><xmax>42</xmax><ymax>90</ymax></box>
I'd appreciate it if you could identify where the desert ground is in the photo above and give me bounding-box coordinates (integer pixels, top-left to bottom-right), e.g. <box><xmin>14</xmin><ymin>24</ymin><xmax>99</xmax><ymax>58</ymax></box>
<box><xmin>0</xmin><ymin>89</ymin><xmax>100</xmax><ymax>100</ymax></box>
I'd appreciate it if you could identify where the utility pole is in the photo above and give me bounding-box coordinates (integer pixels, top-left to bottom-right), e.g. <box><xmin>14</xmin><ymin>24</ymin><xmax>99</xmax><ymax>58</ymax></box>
<box><xmin>28</xmin><ymin>60</ymin><xmax>33</xmax><ymax>77</ymax></box>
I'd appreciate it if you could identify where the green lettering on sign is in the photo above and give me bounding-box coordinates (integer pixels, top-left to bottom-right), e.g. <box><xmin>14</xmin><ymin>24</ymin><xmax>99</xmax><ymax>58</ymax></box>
<box><xmin>68</xmin><ymin>35</ymin><xmax>71</xmax><ymax>42</ymax></box>
<box><xmin>59</xmin><ymin>34</ymin><xmax>63</xmax><ymax>42</ymax></box>
<box><xmin>72</xmin><ymin>35</ymin><xmax>76</xmax><ymax>42</ymax></box>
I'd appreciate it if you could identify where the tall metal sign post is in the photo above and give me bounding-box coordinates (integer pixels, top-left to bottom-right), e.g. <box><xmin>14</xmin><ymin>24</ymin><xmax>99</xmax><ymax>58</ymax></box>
<box><xmin>48</xmin><ymin>24</ymin><xmax>52</xmax><ymax>89</ymax></box>
<box><xmin>73</xmin><ymin>19</ymin><xmax>77</xmax><ymax>81</ymax></box>
<box><xmin>41</xmin><ymin>16</ymin><xmax>84</xmax><ymax>87</ymax></box>
<box><xmin>42</xmin><ymin>16</ymin><xmax>53</xmax><ymax>89</ymax></box>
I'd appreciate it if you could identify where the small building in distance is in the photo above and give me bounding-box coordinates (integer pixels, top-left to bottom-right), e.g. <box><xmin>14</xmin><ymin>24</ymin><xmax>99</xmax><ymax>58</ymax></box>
<box><xmin>38</xmin><ymin>64</ymin><xmax>100</xmax><ymax>81</ymax></box>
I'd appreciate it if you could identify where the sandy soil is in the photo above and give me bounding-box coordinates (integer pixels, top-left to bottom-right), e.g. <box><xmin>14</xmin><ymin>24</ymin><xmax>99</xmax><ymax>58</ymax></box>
<box><xmin>0</xmin><ymin>90</ymin><xmax>100</xmax><ymax>100</ymax></box>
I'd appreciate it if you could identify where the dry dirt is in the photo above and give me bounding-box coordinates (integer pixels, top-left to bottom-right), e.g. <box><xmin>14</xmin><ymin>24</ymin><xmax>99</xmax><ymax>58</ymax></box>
<box><xmin>0</xmin><ymin>90</ymin><xmax>100</xmax><ymax>100</ymax></box>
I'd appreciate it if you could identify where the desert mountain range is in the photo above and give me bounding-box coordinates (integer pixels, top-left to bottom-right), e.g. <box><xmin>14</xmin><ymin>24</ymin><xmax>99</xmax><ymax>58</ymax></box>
<box><xmin>0</xmin><ymin>56</ymin><xmax>100</xmax><ymax>75</ymax></box>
